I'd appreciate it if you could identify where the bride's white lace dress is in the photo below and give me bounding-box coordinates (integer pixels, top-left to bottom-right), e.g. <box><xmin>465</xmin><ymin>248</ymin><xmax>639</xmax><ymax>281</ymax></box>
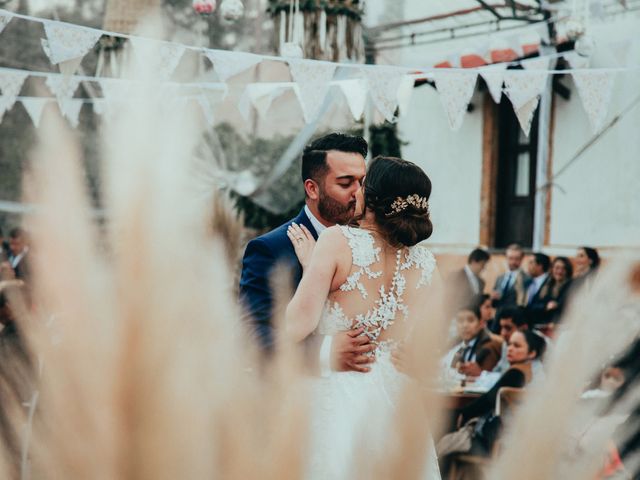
<box><xmin>305</xmin><ymin>226</ymin><xmax>441</xmax><ymax>479</ymax></box>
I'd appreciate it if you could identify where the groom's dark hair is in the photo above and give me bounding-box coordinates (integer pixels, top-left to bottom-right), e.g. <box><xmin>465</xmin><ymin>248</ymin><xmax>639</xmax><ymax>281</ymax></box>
<box><xmin>301</xmin><ymin>133</ymin><xmax>368</xmax><ymax>184</ymax></box>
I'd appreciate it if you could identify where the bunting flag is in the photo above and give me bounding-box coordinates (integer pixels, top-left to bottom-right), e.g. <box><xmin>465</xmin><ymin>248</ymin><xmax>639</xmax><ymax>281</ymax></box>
<box><xmin>360</xmin><ymin>65</ymin><xmax>407</xmax><ymax>123</ymax></box>
<box><xmin>238</xmin><ymin>83</ymin><xmax>289</xmax><ymax>122</ymax></box>
<box><xmin>564</xmin><ymin>51</ymin><xmax>590</xmax><ymax>70</ymax></box>
<box><xmin>433</xmin><ymin>71</ymin><xmax>477</xmax><ymax>131</ymax></box>
<box><xmin>45</xmin><ymin>75</ymin><xmax>82</xmax><ymax>123</ymax></box>
<box><xmin>337</xmin><ymin>79</ymin><xmax>367</xmax><ymax>121</ymax></box>
<box><xmin>288</xmin><ymin>59</ymin><xmax>336</xmax><ymax>123</ymax></box>
<box><xmin>130</xmin><ymin>37</ymin><xmax>186</xmax><ymax>81</ymax></box>
<box><xmin>41</xmin><ymin>21</ymin><xmax>102</xmax><ymax>65</ymax></box>
<box><xmin>59</xmin><ymin>98</ymin><xmax>83</xmax><ymax>127</ymax></box>
<box><xmin>503</xmin><ymin>57</ymin><xmax>550</xmax><ymax>136</ymax></box>
<box><xmin>480</xmin><ymin>63</ymin><xmax>507</xmax><ymax>103</ymax></box>
<box><xmin>0</xmin><ymin>11</ymin><xmax>12</xmax><ymax>34</ymax></box>
<box><xmin>21</xmin><ymin>97</ymin><xmax>50</xmax><ymax>128</ymax></box>
<box><xmin>196</xmin><ymin>95</ymin><xmax>215</xmax><ymax>127</ymax></box>
<box><xmin>571</xmin><ymin>71</ymin><xmax>616</xmax><ymax>133</ymax></box>
<box><xmin>205</xmin><ymin>49</ymin><xmax>262</xmax><ymax>82</ymax></box>
<box><xmin>0</xmin><ymin>70</ymin><xmax>28</xmax><ymax>121</ymax></box>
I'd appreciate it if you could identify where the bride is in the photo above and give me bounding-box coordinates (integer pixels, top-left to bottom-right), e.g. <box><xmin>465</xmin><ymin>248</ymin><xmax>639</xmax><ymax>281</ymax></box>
<box><xmin>285</xmin><ymin>156</ymin><xmax>441</xmax><ymax>479</ymax></box>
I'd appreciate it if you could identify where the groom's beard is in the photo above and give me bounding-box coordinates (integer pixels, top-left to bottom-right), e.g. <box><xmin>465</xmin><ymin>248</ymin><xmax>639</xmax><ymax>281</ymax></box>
<box><xmin>317</xmin><ymin>191</ymin><xmax>356</xmax><ymax>225</ymax></box>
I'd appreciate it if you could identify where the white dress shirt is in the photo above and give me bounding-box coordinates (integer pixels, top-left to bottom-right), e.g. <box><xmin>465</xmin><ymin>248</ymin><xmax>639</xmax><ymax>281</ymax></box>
<box><xmin>303</xmin><ymin>205</ymin><xmax>333</xmax><ymax>377</ymax></box>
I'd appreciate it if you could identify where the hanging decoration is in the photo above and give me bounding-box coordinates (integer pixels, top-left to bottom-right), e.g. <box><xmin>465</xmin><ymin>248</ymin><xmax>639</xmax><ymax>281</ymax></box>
<box><xmin>572</xmin><ymin>70</ymin><xmax>616</xmax><ymax>133</ymax></box>
<box><xmin>0</xmin><ymin>70</ymin><xmax>28</xmax><ymax>121</ymax></box>
<box><xmin>41</xmin><ymin>21</ymin><xmax>102</xmax><ymax>65</ymax></box>
<box><xmin>192</xmin><ymin>0</ymin><xmax>217</xmax><ymax>15</ymax></box>
<box><xmin>0</xmin><ymin>10</ymin><xmax>12</xmax><ymax>34</ymax></box>
<box><xmin>361</xmin><ymin>66</ymin><xmax>408</xmax><ymax>123</ymax></box>
<box><xmin>434</xmin><ymin>71</ymin><xmax>478</xmax><ymax>131</ymax></box>
<box><xmin>219</xmin><ymin>0</ymin><xmax>244</xmax><ymax>21</ymax></box>
<box><xmin>288</xmin><ymin>58</ymin><xmax>336</xmax><ymax>122</ymax></box>
<box><xmin>21</xmin><ymin>98</ymin><xmax>50</xmax><ymax>128</ymax></box>
<box><xmin>479</xmin><ymin>63</ymin><xmax>508</xmax><ymax>104</ymax></box>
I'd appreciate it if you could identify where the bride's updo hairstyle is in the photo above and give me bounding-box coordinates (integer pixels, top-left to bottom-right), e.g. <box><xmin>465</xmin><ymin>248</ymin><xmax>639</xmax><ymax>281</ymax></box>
<box><xmin>362</xmin><ymin>156</ymin><xmax>433</xmax><ymax>247</ymax></box>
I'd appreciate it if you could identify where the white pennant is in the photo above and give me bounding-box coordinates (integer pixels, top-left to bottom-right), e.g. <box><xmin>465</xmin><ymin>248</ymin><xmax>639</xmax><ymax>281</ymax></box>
<box><xmin>21</xmin><ymin>98</ymin><xmax>50</xmax><ymax>128</ymax></box>
<box><xmin>564</xmin><ymin>51</ymin><xmax>590</xmax><ymax>69</ymax></box>
<box><xmin>59</xmin><ymin>98</ymin><xmax>83</xmax><ymax>127</ymax></box>
<box><xmin>337</xmin><ymin>79</ymin><xmax>366</xmax><ymax>121</ymax></box>
<box><xmin>433</xmin><ymin>71</ymin><xmax>477</xmax><ymax>131</ymax></box>
<box><xmin>45</xmin><ymin>75</ymin><xmax>81</xmax><ymax>117</ymax></box>
<box><xmin>130</xmin><ymin>37</ymin><xmax>186</xmax><ymax>81</ymax></box>
<box><xmin>0</xmin><ymin>11</ymin><xmax>12</xmax><ymax>35</ymax></box>
<box><xmin>0</xmin><ymin>70</ymin><xmax>28</xmax><ymax>121</ymax></box>
<box><xmin>238</xmin><ymin>84</ymin><xmax>288</xmax><ymax>121</ymax></box>
<box><xmin>503</xmin><ymin>58</ymin><xmax>549</xmax><ymax>136</ymax></box>
<box><xmin>572</xmin><ymin>71</ymin><xmax>616</xmax><ymax>134</ymax></box>
<box><xmin>205</xmin><ymin>50</ymin><xmax>262</xmax><ymax>82</ymax></box>
<box><xmin>41</xmin><ymin>21</ymin><xmax>102</xmax><ymax>65</ymax></box>
<box><xmin>360</xmin><ymin>65</ymin><xmax>407</xmax><ymax>123</ymax></box>
<box><xmin>479</xmin><ymin>63</ymin><xmax>507</xmax><ymax>104</ymax></box>
<box><xmin>196</xmin><ymin>95</ymin><xmax>215</xmax><ymax>127</ymax></box>
<box><xmin>288</xmin><ymin>59</ymin><xmax>336</xmax><ymax>123</ymax></box>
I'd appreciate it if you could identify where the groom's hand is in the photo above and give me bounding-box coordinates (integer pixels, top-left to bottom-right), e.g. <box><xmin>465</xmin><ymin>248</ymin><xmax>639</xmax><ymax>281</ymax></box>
<box><xmin>331</xmin><ymin>328</ymin><xmax>375</xmax><ymax>373</ymax></box>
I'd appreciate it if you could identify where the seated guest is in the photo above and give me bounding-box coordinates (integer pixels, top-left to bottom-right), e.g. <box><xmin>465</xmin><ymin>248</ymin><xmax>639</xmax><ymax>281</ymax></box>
<box><xmin>5</xmin><ymin>228</ymin><xmax>30</xmax><ymax>282</ymax></box>
<box><xmin>446</xmin><ymin>248</ymin><xmax>490</xmax><ymax>318</ymax></box>
<box><xmin>476</xmin><ymin>293</ymin><xmax>496</xmax><ymax>332</ymax></box>
<box><xmin>572</xmin><ymin>246</ymin><xmax>601</xmax><ymax>293</ymax></box>
<box><xmin>458</xmin><ymin>330</ymin><xmax>546</xmax><ymax>425</ymax></box>
<box><xmin>438</xmin><ymin>330</ymin><xmax>546</xmax><ymax>459</ymax></box>
<box><xmin>491</xmin><ymin>243</ymin><xmax>531</xmax><ymax>310</ymax></box>
<box><xmin>442</xmin><ymin>303</ymin><xmax>503</xmax><ymax>376</ymax></box>
<box><xmin>539</xmin><ymin>256</ymin><xmax>573</xmax><ymax>324</ymax></box>
<box><xmin>524</xmin><ymin>252</ymin><xmax>551</xmax><ymax>326</ymax></box>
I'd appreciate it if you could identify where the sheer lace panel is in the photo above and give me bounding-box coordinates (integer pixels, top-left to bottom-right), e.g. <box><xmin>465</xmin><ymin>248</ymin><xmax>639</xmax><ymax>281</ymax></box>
<box><xmin>318</xmin><ymin>226</ymin><xmax>437</xmax><ymax>351</ymax></box>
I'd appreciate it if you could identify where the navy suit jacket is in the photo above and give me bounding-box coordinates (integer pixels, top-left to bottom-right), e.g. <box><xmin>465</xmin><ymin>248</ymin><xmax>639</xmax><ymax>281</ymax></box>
<box><xmin>239</xmin><ymin>208</ymin><xmax>318</xmax><ymax>350</ymax></box>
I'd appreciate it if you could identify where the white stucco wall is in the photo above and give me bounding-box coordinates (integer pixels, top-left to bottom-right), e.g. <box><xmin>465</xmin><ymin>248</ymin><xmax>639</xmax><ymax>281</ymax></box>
<box><xmin>549</xmin><ymin>18</ymin><xmax>640</xmax><ymax>250</ymax></box>
<box><xmin>398</xmin><ymin>86</ymin><xmax>484</xmax><ymax>249</ymax></box>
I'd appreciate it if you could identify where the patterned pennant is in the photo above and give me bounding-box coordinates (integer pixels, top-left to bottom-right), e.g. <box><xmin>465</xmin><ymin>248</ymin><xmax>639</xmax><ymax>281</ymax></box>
<box><xmin>45</xmin><ymin>75</ymin><xmax>81</xmax><ymax>117</ymax></box>
<box><xmin>513</xmin><ymin>96</ymin><xmax>540</xmax><ymax>137</ymax></box>
<box><xmin>433</xmin><ymin>71</ymin><xmax>477</xmax><ymax>131</ymax></box>
<box><xmin>288</xmin><ymin>59</ymin><xmax>336</xmax><ymax>123</ymax></box>
<box><xmin>572</xmin><ymin>71</ymin><xmax>616</xmax><ymax>133</ymax></box>
<box><xmin>129</xmin><ymin>37</ymin><xmax>186</xmax><ymax>81</ymax></box>
<box><xmin>337</xmin><ymin>79</ymin><xmax>366</xmax><ymax>121</ymax></box>
<box><xmin>360</xmin><ymin>65</ymin><xmax>407</xmax><ymax>123</ymax></box>
<box><xmin>59</xmin><ymin>98</ymin><xmax>83</xmax><ymax>128</ymax></box>
<box><xmin>0</xmin><ymin>70</ymin><xmax>29</xmax><ymax>121</ymax></box>
<box><xmin>21</xmin><ymin>98</ymin><xmax>50</xmax><ymax>128</ymax></box>
<box><xmin>479</xmin><ymin>63</ymin><xmax>507</xmax><ymax>104</ymax></box>
<box><xmin>0</xmin><ymin>11</ymin><xmax>13</xmax><ymax>35</ymax></box>
<box><xmin>41</xmin><ymin>21</ymin><xmax>102</xmax><ymax>65</ymax></box>
<box><xmin>204</xmin><ymin>49</ymin><xmax>262</xmax><ymax>82</ymax></box>
<box><xmin>503</xmin><ymin>56</ymin><xmax>550</xmax><ymax>136</ymax></box>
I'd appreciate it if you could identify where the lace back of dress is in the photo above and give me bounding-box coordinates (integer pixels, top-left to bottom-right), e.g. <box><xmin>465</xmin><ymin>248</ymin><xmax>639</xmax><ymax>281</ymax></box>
<box><xmin>319</xmin><ymin>226</ymin><xmax>436</xmax><ymax>349</ymax></box>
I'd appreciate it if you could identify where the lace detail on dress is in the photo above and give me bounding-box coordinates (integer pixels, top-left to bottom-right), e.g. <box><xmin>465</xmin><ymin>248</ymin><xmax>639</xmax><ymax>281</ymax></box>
<box><xmin>338</xmin><ymin>226</ymin><xmax>382</xmax><ymax>299</ymax></box>
<box><xmin>402</xmin><ymin>246</ymin><xmax>437</xmax><ymax>289</ymax></box>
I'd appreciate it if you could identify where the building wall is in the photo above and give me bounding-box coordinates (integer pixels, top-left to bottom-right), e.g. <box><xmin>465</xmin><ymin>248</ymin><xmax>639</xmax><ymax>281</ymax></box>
<box><xmin>549</xmin><ymin>18</ymin><xmax>640</xmax><ymax>251</ymax></box>
<box><xmin>398</xmin><ymin>87</ymin><xmax>485</xmax><ymax>251</ymax></box>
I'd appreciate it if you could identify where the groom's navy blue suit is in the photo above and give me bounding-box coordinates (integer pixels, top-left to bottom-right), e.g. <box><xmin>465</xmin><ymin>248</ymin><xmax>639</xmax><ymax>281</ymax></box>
<box><xmin>239</xmin><ymin>208</ymin><xmax>319</xmax><ymax>350</ymax></box>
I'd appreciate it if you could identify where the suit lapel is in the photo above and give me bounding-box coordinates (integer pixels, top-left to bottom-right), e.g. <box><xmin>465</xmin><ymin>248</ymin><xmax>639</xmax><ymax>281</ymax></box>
<box><xmin>294</xmin><ymin>208</ymin><xmax>319</xmax><ymax>240</ymax></box>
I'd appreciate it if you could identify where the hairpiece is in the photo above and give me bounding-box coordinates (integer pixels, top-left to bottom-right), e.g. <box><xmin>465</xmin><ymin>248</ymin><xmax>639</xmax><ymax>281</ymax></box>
<box><xmin>386</xmin><ymin>194</ymin><xmax>428</xmax><ymax>216</ymax></box>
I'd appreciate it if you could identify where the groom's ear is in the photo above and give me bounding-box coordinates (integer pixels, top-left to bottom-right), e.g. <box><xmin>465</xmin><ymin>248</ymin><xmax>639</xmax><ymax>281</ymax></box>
<box><xmin>304</xmin><ymin>179</ymin><xmax>320</xmax><ymax>200</ymax></box>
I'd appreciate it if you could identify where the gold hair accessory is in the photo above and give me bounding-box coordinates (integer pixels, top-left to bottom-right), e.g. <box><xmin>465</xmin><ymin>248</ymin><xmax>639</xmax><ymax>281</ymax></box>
<box><xmin>386</xmin><ymin>194</ymin><xmax>428</xmax><ymax>216</ymax></box>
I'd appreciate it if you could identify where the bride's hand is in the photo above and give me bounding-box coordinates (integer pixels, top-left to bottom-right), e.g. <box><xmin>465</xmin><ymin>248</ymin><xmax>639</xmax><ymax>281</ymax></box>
<box><xmin>287</xmin><ymin>222</ymin><xmax>315</xmax><ymax>269</ymax></box>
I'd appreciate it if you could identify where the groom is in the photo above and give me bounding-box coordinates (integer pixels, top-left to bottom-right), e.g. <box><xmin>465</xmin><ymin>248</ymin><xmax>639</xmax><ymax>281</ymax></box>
<box><xmin>239</xmin><ymin>132</ymin><xmax>374</xmax><ymax>373</ymax></box>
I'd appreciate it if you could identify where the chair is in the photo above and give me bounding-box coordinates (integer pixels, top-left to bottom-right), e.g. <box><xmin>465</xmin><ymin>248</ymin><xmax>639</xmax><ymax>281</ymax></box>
<box><xmin>447</xmin><ymin>387</ymin><xmax>525</xmax><ymax>480</ymax></box>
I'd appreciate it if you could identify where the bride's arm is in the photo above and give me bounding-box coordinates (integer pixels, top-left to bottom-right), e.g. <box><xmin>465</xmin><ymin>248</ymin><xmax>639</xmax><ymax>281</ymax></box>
<box><xmin>285</xmin><ymin>228</ymin><xmax>342</xmax><ymax>342</ymax></box>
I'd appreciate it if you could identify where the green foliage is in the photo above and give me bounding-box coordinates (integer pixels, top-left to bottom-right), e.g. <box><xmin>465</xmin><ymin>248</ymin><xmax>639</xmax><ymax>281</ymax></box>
<box><xmin>369</xmin><ymin>121</ymin><xmax>404</xmax><ymax>158</ymax></box>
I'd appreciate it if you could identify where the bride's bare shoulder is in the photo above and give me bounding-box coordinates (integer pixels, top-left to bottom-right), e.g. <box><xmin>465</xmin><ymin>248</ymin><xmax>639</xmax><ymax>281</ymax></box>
<box><xmin>316</xmin><ymin>225</ymin><xmax>349</xmax><ymax>249</ymax></box>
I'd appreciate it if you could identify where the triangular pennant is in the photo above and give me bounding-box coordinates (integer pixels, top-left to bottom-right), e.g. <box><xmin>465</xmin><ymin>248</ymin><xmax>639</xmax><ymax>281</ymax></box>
<box><xmin>59</xmin><ymin>98</ymin><xmax>83</xmax><ymax>128</ymax></box>
<box><xmin>396</xmin><ymin>75</ymin><xmax>415</xmax><ymax>117</ymax></box>
<box><xmin>130</xmin><ymin>37</ymin><xmax>186</xmax><ymax>81</ymax></box>
<box><xmin>571</xmin><ymin>71</ymin><xmax>616</xmax><ymax>133</ymax></box>
<box><xmin>204</xmin><ymin>49</ymin><xmax>262</xmax><ymax>82</ymax></box>
<box><xmin>513</xmin><ymin>96</ymin><xmax>539</xmax><ymax>137</ymax></box>
<box><xmin>503</xmin><ymin>68</ymin><xmax>548</xmax><ymax>110</ymax></box>
<box><xmin>0</xmin><ymin>11</ymin><xmax>13</xmax><ymax>35</ymax></box>
<box><xmin>337</xmin><ymin>79</ymin><xmax>367</xmax><ymax>121</ymax></box>
<box><xmin>41</xmin><ymin>21</ymin><xmax>102</xmax><ymax>65</ymax></box>
<box><xmin>240</xmin><ymin>83</ymin><xmax>289</xmax><ymax>119</ymax></box>
<box><xmin>479</xmin><ymin>63</ymin><xmax>507</xmax><ymax>104</ymax></box>
<box><xmin>288</xmin><ymin>59</ymin><xmax>336</xmax><ymax>123</ymax></box>
<box><xmin>360</xmin><ymin>65</ymin><xmax>407</xmax><ymax>123</ymax></box>
<box><xmin>21</xmin><ymin>98</ymin><xmax>50</xmax><ymax>128</ymax></box>
<box><xmin>92</xmin><ymin>98</ymin><xmax>108</xmax><ymax>117</ymax></box>
<box><xmin>45</xmin><ymin>75</ymin><xmax>81</xmax><ymax>106</ymax></box>
<box><xmin>58</xmin><ymin>57</ymin><xmax>83</xmax><ymax>77</ymax></box>
<box><xmin>0</xmin><ymin>70</ymin><xmax>28</xmax><ymax>121</ymax></box>
<box><xmin>433</xmin><ymin>71</ymin><xmax>477</xmax><ymax>131</ymax></box>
